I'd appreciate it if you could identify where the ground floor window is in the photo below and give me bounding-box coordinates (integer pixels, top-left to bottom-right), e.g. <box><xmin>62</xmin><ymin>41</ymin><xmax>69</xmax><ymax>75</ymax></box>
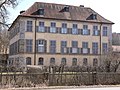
<box><xmin>83</xmin><ymin>58</ymin><xmax>88</xmax><ymax>66</ymax></box>
<box><xmin>26</xmin><ymin>57</ymin><xmax>31</xmax><ymax>65</ymax></box>
<box><xmin>38</xmin><ymin>57</ymin><xmax>44</xmax><ymax>65</ymax></box>
<box><xmin>50</xmin><ymin>58</ymin><xmax>55</xmax><ymax>65</ymax></box>
<box><xmin>93</xmin><ymin>58</ymin><xmax>98</xmax><ymax>66</ymax></box>
<box><xmin>72</xmin><ymin>58</ymin><xmax>77</xmax><ymax>66</ymax></box>
<box><xmin>61</xmin><ymin>58</ymin><xmax>66</xmax><ymax>65</ymax></box>
<box><xmin>8</xmin><ymin>58</ymin><xmax>14</xmax><ymax>65</ymax></box>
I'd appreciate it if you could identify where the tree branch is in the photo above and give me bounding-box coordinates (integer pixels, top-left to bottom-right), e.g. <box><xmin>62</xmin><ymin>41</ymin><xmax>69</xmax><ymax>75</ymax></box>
<box><xmin>0</xmin><ymin>0</ymin><xmax>7</xmax><ymax>8</ymax></box>
<box><xmin>0</xmin><ymin>22</ymin><xmax>11</xmax><ymax>28</ymax></box>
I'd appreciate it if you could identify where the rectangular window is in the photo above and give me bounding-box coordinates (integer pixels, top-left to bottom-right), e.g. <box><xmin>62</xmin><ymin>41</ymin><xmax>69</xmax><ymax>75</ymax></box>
<box><xmin>71</xmin><ymin>41</ymin><xmax>78</xmax><ymax>53</ymax></box>
<box><xmin>61</xmin><ymin>23</ymin><xmax>67</xmax><ymax>34</ymax></box>
<box><xmin>18</xmin><ymin>39</ymin><xmax>24</xmax><ymax>53</ymax></box>
<box><xmin>82</xmin><ymin>42</ymin><xmax>89</xmax><ymax>54</ymax></box>
<box><xmin>38</xmin><ymin>22</ymin><xmax>44</xmax><ymax>32</ymax></box>
<box><xmin>72</xmin><ymin>24</ymin><xmax>78</xmax><ymax>34</ymax></box>
<box><xmin>26</xmin><ymin>21</ymin><xmax>32</xmax><ymax>32</ymax></box>
<box><xmin>72</xmin><ymin>41</ymin><xmax>78</xmax><ymax>47</ymax></box>
<box><xmin>102</xmin><ymin>43</ymin><xmax>108</xmax><ymax>53</ymax></box>
<box><xmin>50</xmin><ymin>40</ymin><xmax>56</xmax><ymax>53</ymax></box>
<box><xmin>61</xmin><ymin>41</ymin><xmax>67</xmax><ymax>47</ymax></box>
<box><xmin>103</xmin><ymin>26</ymin><xmax>108</xmax><ymax>36</ymax></box>
<box><xmin>26</xmin><ymin>39</ymin><xmax>33</xmax><ymax>52</ymax></box>
<box><xmin>36</xmin><ymin>40</ymin><xmax>46</xmax><ymax>53</ymax></box>
<box><xmin>82</xmin><ymin>42</ymin><xmax>88</xmax><ymax>48</ymax></box>
<box><xmin>93</xmin><ymin>26</ymin><xmax>99</xmax><ymax>35</ymax></box>
<box><xmin>83</xmin><ymin>25</ymin><xmax>89</xmax><ymax>35</ymax></box>
<box><xmin>92</xmin><ymin>42</ymin><xmax>98</xmax><ymax>54</ymax></box>
<box><xmin>50</xmin><ymin>22</ymin><xmax>56</xmax><ymax>33</ymax></box>
<box><xmin>61</xmin><ymin>41</ymin><xmax>67</xmax><ymax>53</ymax></box>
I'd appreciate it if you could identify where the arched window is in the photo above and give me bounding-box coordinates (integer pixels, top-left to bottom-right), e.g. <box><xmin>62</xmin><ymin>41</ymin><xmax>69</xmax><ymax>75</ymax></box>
<box><xmin>50</xmin><ymin>58</ymin><xmax>55</xmax><ymax>65</ymax></box>
<box><xmin>61</xmin><ymin>58</ymin><xmax>67</xmax><ymax>65</ymax></box>
<box><xmin>93</xmin><ymin>58</ymin><xmax>98</xmax><ymax>66</ymax></box>
<box><xmin>83</xmin><ymin>58</ymin><xmax>88</xmax><ymax>66</ymax></box>
<box><xmin>38</xmin><ymin>57</ymin><xmax>44</xmax><ymax>65</ymax></box>
<box><xmin>26</xmin><ymin>57</ymin><xmax>31</xmax><ymax>65</ymax></box>
<box><xmin>72</xmin><ymin>58</ymin><xmax>77</xmax><ymax>66</ymax></box>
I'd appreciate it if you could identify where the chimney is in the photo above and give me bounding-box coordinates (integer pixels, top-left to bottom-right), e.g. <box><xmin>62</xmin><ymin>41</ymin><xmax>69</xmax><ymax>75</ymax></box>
<box><xmin>20</xmin><ymin>10</ymin><xmax>25</xmax><ymax>14</ymax></box>
<box><xmin>80</xmin><ymin>5</ymin><xmax>84</xmax><ymax>7</ymax></box>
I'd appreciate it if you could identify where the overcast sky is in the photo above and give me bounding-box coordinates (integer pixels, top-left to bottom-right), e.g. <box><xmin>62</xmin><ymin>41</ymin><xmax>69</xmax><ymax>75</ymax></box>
<box><xmin>8</xmin><ymin>0</ymin><xmax>120</xmax><ymax>33</ymax></box>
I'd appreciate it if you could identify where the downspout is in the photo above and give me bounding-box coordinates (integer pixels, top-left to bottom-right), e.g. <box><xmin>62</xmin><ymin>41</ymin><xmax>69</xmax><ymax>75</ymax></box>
<box><xmin>34</xmin><ymin>18</ymin><xmax>37</xmax><ymax>65</ymax></box>
<box><xmin>99</xmin><ymin>23</ymin><xmax>102</xmax><ymax>65</ymax></box>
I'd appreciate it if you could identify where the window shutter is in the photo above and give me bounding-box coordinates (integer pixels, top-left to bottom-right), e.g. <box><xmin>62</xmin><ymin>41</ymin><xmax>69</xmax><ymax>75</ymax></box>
<box><xmin>88</xmin><ymin>29</ymin><xmax>90</xmax><ymax>35</ymax></box>
<box><xmin>45</xmin><ymin>27</ymin><xmax>47</xmax><ymax>32</ymax></box>
<box><xmin>88</xmin><ymin>48</ymin><xmax>90</xmax><ymax>54</ymax></box>
<box><xmin>68</xmin><ymin>28</ymin><xmax>72</xmax><ymax>34</ymax></box>
<box><xmin>67</xmin><ymin>47</ymin><xmax>69</xmax><ymax>54</ymax></box>
<box><xmin>81</xmin><ymin>48</ymin><xmax>83</xmax><ymax>54</ymax></box>
<box><xmin>81</xmin><ymin>29</ymin><xmax>83</xmax><ymax>35</ymax></box>
<box><xmin>44</xmin><ymin>40</ymin><xmax>47</xmax><ymax>53</ymax></box>
<box><xmin>78</xmin><ymin>48</ymin><xmax>81</xmax><ymax>54</ymax></box>
<box><xmin>56</xmin><ymin>27</ymin><xmax>58</xmax><ymax>33</ymax></box>
<box><xmin>70</xmin><ymin>47</ymin><xmax>72</xmax><ymax>54</ymax></box>
<box><xmin>59</xmin><ymin>27</ymin><xmax>61</xmax><ymax>33</ymax></box>
<box><xmin>98</xmin><ymin>30</ymin><xmax>100</xmax><ymax>36</ymax></box>
<box><xmin>78</xmin><ymin>29</ymin><xmax>81</xmax><ymax>35</ymax></box>
<box><xmin>47</xmin><ymin>27</ymin><xmax>50</xmax><ymax>33</ymax></box>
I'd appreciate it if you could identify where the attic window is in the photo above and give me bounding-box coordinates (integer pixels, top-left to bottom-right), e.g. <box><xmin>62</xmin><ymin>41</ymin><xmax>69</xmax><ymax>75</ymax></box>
<box><xmin>64</xmin><ymin>6</ymin><xmax>69</xmax><ymax>12</ymax></box>
<box><xmin>60</xmin><ymin>6</ymin><xmax>69</xmax><ymax>12</ymax></box>
<box><xmin>38</xmin><ymin>8</ymin><xmax>44</xmax><ymax>15</ymax></box>
<box><xmin>86</xmin><ymin>13</ymin><xmax>97</xmax><ymax>20</ymax></box>
<box><xmin>92</xmin><ymin>14</ymin><xmax>97</xmax><ymax>20</ymax></box>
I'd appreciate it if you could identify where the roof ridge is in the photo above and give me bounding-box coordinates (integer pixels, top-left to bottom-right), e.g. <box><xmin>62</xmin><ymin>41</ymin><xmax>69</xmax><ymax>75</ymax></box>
<box><xmin>35</xmin><ymin>2</ymin><xmax>83</xmax><ymax>7</ymax></box>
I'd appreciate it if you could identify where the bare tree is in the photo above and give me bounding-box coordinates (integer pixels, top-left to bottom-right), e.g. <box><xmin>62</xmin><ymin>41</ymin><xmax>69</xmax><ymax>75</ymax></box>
<box><xmin>0</xmin><ymin>29</ymin><xmax>9</xmax><ymax>54</ymax></box>
<box><xmin>101</xmin><ymin>46</ymin><xmax>120</xmax><ymax>72</ymax></box>
<box><xmin>0</xmin><ymin>0</ymin><xmax>18</xmax><ymax>28</ymax></box>
<box><xmin>112</xmin><ymin>33</ymin><xmax>120</xmax><ymax>45</ymax></box>
<box><xmin>0</xmin><ymin>29</ymin><xmax>9</xmax><ymax>68</ymax></box>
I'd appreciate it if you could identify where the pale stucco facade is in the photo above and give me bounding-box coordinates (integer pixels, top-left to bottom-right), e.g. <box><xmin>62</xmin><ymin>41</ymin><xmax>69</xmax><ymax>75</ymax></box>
<box><xmin>8</xmin><ymin>2</ymin><xmax>113</xmax><ymax>67</ymax></box>
<box><xmin>8</xmin><ymin>17</ymin><xmax>112</xmax><ymax>66</ymax></box>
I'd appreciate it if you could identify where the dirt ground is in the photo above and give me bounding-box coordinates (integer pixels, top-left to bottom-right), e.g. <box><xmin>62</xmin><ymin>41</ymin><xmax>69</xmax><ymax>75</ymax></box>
<box><xmin>1</xmin><ymin>85</ymin><xmax>120</xmax><ymax>90</ymax></box>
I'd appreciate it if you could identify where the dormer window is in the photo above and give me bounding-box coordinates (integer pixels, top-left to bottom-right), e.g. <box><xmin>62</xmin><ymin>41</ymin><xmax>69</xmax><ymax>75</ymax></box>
<box><xmin>92</xmin><ymin>14</ymin><xmax>97</xmax><ymax>20</ymax></box>
<box><xmin>64</xmin><ymin>6</ymin><xmax>69</xmax><ymax>12</ymax></box>
<box><xmin>60</xmin><ymin>6</ymin><xmax>69</xmax><ymax>12</ymax></box>
<box><xmin>86</xmin><ymin>13</ymin><xmax>97</xmax><ymax>20</ymax></box>
<box><xmin>38</xmin><ymin>8</ymin><xmax>44</xmax><ymax>15</ymax></box>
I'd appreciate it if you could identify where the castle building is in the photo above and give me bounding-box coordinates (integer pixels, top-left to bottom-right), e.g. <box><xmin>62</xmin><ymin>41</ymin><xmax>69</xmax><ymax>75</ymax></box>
<box><xmin>8</xmin><ymin>2</ymin><xmax>114</xmax><ymax>67</ymax></box>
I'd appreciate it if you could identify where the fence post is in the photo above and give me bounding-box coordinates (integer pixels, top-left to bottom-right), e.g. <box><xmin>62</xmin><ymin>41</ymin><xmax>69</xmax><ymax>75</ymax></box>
<box><xmin>92</xmin><ymin>72</ymin><xmax>97</xmax><ymax>85</ymax></box>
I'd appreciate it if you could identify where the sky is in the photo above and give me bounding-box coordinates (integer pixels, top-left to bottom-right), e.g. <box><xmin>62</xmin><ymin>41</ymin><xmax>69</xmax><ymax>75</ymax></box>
<box><xmin>8</xmin><ymin>0</ymin><xmax>120</xmax><ymax>33</ymax></box>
